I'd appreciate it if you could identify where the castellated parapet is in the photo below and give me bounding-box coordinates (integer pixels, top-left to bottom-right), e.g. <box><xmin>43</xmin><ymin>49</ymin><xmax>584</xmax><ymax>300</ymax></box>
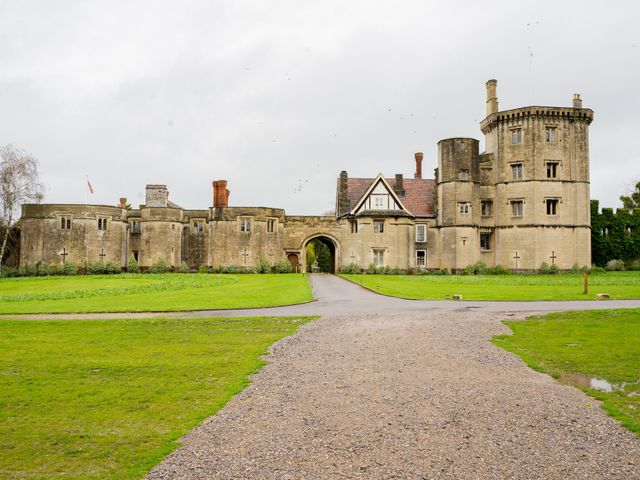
<box><xmin>17</xmin><ymin>80</ymin><xmax>594</xmax><ymax>273</ymax></box>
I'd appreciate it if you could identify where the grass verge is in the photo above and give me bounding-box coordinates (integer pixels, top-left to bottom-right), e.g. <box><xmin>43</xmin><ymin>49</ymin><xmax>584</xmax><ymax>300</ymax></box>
<box><xmin>0</xmin><ymin>274</ymin><xmax>313</xmax><ymax>313</ymax></box>
<box><xmin>0</xmin><ymin>316</ymin><xmax>315</xmax><ymax>479</ymax></box>
<box><xmin>492</xmin><ymin>309</ymin><xmax>640</xmax><ymax>435</ymax></box>
<box><xmin>340</xmin><ymin>272</ymin><xmax>640</xmax><ymax>300</ymax></box>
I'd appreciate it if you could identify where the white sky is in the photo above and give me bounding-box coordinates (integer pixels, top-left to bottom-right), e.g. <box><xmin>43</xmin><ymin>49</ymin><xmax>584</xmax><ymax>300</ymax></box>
<box><xmin>1</xmin><ymin>0</ymin><xmax>638</xmax><ymax>214</ymax></box>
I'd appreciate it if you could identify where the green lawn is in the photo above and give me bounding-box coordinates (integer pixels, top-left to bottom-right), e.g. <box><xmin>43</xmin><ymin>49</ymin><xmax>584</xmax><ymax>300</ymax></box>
<box><xmin>493</xmin><ymin>309</ymin><xmax>640</xmax><ymax>435</ymax></box>
<box><xmin>0</xmin><ymin>316</ymin><xmax>314</xmax><ymax>479</ymax></box>
<box><xmin>340</xmin><ymin>272</ymin><xmax>640</xmax><ymax>301</ymax></box>
<box><xmin>0</xmin><ymin>274</ymin><xmax>314</xmax><ymax>314</ymax></box>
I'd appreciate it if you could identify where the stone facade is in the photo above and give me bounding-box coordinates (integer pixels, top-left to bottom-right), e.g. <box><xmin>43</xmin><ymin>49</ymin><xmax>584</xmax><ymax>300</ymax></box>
<box><xmin>17</xmin><ymin>80</ymin><xmax>593</xmax><ymax>272</ymax></box>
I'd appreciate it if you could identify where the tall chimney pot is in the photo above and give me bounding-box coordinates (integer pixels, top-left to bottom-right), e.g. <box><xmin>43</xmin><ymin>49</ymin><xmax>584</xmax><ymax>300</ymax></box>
<box><xmin>213</xmin><ymin>180</ymin><xmax>229</xmax><ymax>207</ymax></box>
<box><xmin>119</xmin><ymin>197</ymin><xmax>127</xmax><ymax>209</ymax></box>
<box><xmin>414</xmin><ymin>152</ymin><xmax>423</xmax><ymax>179</ymax></box>
<box><xmin>486</xmin><ymin>79</ymin><xmax>499</xmax><ymax>116</ymax></box>
<box><xmin>573</xmin><ymin>93</ymin><xmax>582</xmax><ymax>108</ymax></box>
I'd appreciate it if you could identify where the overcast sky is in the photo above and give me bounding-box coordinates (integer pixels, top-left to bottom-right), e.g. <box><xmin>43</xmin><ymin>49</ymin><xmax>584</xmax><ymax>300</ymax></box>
<box><xmin>1</xmin><ymin>0</ymin><xmax>638</xmax><ymax>214</ymax></box>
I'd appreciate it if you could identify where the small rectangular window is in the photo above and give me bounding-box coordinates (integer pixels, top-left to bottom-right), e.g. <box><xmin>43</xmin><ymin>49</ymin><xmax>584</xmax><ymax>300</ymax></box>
<box><xmin>480</xmin><ymin>233</ymin><xmax>492</xmax><ymax>251</ymax></box>
<box><xmin>546</xmin><ymin>199</ymin><xmax>558</xmax><ymax>215</ymax></box>
<box><xmin>133</xmin><ymin>250</ymin><xmax>139</xmax><ymax>262</ymax></box>
<box><xmin>511</xmin><ymin>200</ymin><xmax>523</xmax><ymax>217</ymax></box>
<box><xmin>60</xmin><ymin>216</ymin><xmax>72</xmax><ymax>230</ymax></box>
<box><xmin>416</xmin><ymin>224</ymin><xmax>426</xmax><ymax>243</ymax></box>
<box><xmin>193</xmin><ymin>221</ymin><xmax>204</xmax><ymax>234</ymax></box>
<box><xmin>511</xmin><ymin>163</ymin><xmax>523</xmax><ymax>180</ymax></box>
<box><xmin>458</xmin><ymin>203</ymin><xmax>470</xmax><ymax>215</ymax></box>
<box><xmin>373</xmin><ymin>196</ymin><xmax>385</xmax><ymax>208</ymax></box>
<box><xmin>239</xmin><ymin>218</ymin><xmax>252</xmax><ymax>232</ymax></box>
<box><xmin>373</xmin><ymin>249</ymin><xmax>384</xmax><ymax>266</ymax></box>
<box><xmin>511</xmin><ymin>128</ymin><xmax>523</xmax><ymax>144</ymax></box>
<box><xmin>130</xmin><ymin>221</ymin><xmax>141</xmax><ymax>234</ymax></box>
<box><xmin>545</xmin><ymin>127</ymin><xmax>556</xmax><ymax>143</ymax></box>
<box><xmin>546</xmin><ymin>161</ymin><xmax>559</xmax><ymax>178</ymax></box>
<box><xmin>267</xmin><ymin>218</ymin><xmax>276</xmax><ymax>233</ymax></box>
<box><xmin>97</xmin><ymin>217</ymin><xmax>108</xmax><ymax>231</ymax></box>
<box><xmin>373</xmin><ymin>220</ymin><xmax>384</xmax><ymax>233</ymax></box>
<box><xmin>350</xmin><ymin>220</ymin><xmax>358</xmax><ymax>234</ymax></box>
<box><xmin>481</xmin><ymin>200</ymin><xmax>493</xmax><ymax>217</ymax></box>
<box><xmin>416</xmin><ymin>250</ymin><xmax>426</xmax><ymax>267</ymax></box>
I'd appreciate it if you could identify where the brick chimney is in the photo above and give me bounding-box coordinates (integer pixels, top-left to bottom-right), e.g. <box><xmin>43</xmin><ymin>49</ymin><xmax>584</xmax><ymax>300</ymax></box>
<box><xmin>486</xmin><ymin>79</ymin><xmax>498</xmax><ymax>116</ymax></box>
<box><xmin>119</xmin><ymin>197</ymin><xmax>127</xmax><ymax>209</ymax></box>
<box><xmin>414</xmin><ymin>152</ymin><xmax>423</xmax><ymax>179</ymax></box>
<box><xmin>394</xmin><ymin>174</ymin><xmax>405</xmax><ymax>197</ymax></box>
<box><xmin>337</xmin><ymin>171</ymin><xmax>349</xmax><ymax>216</ymax></box>
<box><xmin>573</xmin><ymin>93</ymin><xmax>582</xmax><ymax>108</ymax></box>
<box><xmin>212</xmin><ymin>180</ymin><xmax>229</xmax><ymax>207</ymax></box>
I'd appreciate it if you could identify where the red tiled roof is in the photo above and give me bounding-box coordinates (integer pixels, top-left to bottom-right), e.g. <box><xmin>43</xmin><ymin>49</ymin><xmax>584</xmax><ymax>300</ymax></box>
<box><xmin>346</xmin><ymin>177</ymin><xmax>435</xmax><ymax>217</ymax></box>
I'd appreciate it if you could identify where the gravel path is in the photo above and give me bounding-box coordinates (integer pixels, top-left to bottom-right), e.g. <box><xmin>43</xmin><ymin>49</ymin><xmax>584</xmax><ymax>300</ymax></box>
<box><xmin>147</xmin><ymin>309</ymin><xmax>640</xmax><ymax>479</ymax></box>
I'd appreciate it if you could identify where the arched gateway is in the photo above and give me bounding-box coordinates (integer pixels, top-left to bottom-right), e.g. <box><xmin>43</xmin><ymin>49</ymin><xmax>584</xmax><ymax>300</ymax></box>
<box><xmin>302</xmin><ymin>234</ymin><xmax>339</xmax><ymax>274</ymax></box>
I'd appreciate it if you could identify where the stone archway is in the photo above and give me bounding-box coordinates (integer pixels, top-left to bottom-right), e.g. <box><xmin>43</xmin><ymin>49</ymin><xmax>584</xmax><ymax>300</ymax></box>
<box><xmin>302</xmin><ymin>234</ymin><xmax>339</xmax><ymax>274</ymax></box>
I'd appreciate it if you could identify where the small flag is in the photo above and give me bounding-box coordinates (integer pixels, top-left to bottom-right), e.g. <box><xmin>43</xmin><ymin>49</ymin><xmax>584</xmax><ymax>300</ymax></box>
<box><xmin>86</xmin><ymin>176</ymin><xmax>94</xmax><ymax>194</ymax></box>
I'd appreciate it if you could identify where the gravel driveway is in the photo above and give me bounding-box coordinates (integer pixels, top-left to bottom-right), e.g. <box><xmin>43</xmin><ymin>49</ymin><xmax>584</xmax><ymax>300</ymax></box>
<box><xmin>147</xmin><ymin>277</ymin><xmax>640</xmax><ymax>479</ymax></box>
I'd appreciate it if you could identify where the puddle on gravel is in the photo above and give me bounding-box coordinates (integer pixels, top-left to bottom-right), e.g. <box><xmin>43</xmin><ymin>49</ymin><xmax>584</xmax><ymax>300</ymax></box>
<box><xmin>558</xmin><ymin>372</ymin><xmax>630</xmax><ymax>392</ymax></box>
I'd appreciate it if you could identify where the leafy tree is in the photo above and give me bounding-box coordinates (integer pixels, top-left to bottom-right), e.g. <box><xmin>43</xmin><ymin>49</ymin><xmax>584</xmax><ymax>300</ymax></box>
<box><xmin>0</xmin><ymin>145</ymin><xmax>45</xmax><ymax>274</ymax></box>
<box><xmin>620</xmin><ymin>180</ymin><xmax>640</xmax><ymax>210</ymax></box>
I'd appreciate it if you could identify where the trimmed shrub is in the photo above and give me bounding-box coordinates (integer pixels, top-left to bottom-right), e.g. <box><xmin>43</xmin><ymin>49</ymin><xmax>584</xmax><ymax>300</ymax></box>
<box><xmin>222</xmin><ymin>265</ymin><xmax>237</xmax><ymax>274</ymax></box>
<box><xmin>149</xmin><ymin>258</ymin><xmax>169</xmax><ymax>274</ymax></box>
<box><xmin>340</xmin><ymin>263</ymin><xmax>360</xmax><ymax>274</ymax></box>
<box><xmin>20</xmin><ymin>264</ymin><xmax>37</xmax><ymax>276</ymax></box>
<box><xmin>366</xmin><ymin>263</ymin><xmax>376</xmax><ymax>274</ymax></box>
<box><xmin>178</xmin><ymin>261</ymin><xmax>190</xmax><ymax>273</ymax></box>
<box><xmin>198</xmin><ymin>264</ymin><xmax>210</xmax><ymax>274</ymax></box>
<box><xmin>104</xmin><ymin>261</ymin><xmax>121</xmax><ymax>274</ymax></box>
<box><xmin>127</xmin><ymin>256</ymin><xmax>141</xmax><ymax>273</ymax></box>
<box><xmin>605</xmin><ymin>259</ymin><xmax>625</xmax><ymax>271</ymax></box>
<box><xmin>256</xmin><ymin>258</ymin><xmax>271</xmax><ymax>274</ymax></box>
<box><xmin>87</xmin><ymin>261</ymin><xmax>106</xmax><ymax>275</ymax></box>
<box><xmin>62</xmin><ymin>261</ymin><xmax>78</xmax><ymax>276</ymax></box>
<box><xmin>539</xmin><ymin>262</ymin><xmax>559</xmax><ymax>274</ymax></box>
<box><xmin>590</xmin><ymin>266</ymin><xmax>606</xmax><ymax>274</ymax></box>
<box><xmin>1</xmin><ymin>266</ymin><xmax>19</xmax><ymax>277</ymax></box>
<box><xmin>48</xmin><ymin>263</ymin><xmax>59</xmax><ymax>276</ymax></box>
<box><xmin>37</xmin><ymin>263</ymin><xmax>51</xmax><ymax>276</ymax></box>
<box><xmin>486</xmin><ymin>264</ymin><xmax>510</xmax><ymax>275</ymax></box>
<box><xmin>274</xmin><ymin>259</ymin><xmax>292</xmax><ymax>273</ymax></box>
<box><xmin>463</xmin><ymin>260</ymin><xmax>487</xmax><ymax>275</ymax></box>
<box><xmin>628</xmin><ymin>259</ymin><xmax>640</xmax><ymax>271</ymax></box>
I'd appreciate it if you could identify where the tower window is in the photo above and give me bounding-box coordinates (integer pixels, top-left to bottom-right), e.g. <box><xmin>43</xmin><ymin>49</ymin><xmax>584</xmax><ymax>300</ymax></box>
<box><xmin>416</xmin><ymin>224</ymin><xmax>426</xmax><ymax>243</ymax></box>
<box><xmin>267</xmin><ymin>218</ymin><xmax>276</xmax><ymax>233</ymax></box>
<box><xmin>239</xmin><ymin>218</ymin><xmax>252</xmax><ymax>232</ymax></box>
<box><xmin>130</xmin><ymin>221</ymin><xmax>141</xmax><ymax>234</ymax></box>
<box><xmin>480</xmin><ymin>232</ymin><xmax>493</xmax><ymax>251</ymax></box>
<box><xmin>546</xmin><ymin>161</ymin><xmax>559</xmax><ymax>178</ymax></box>
<box><xmin>350</xmin><ymin>220</ymin><xmax>358</xmax><ymax>233</ymax></box>
<box><xmin>416</xmin><ymin>250</ymin><xmax>426</xmax><ymax>267</ymax></box>
<box><xmin>545</xmin><ymin>127</ymin><xmax>557</xmax><ymax>143</ymax></box>
<box><xmin>193</xmin><ymin>221</ymin><xmax>204</xmax><ymax>234</ymax></box>
<box><xmin>459</xmin><ymin>203</ymin><xmax>470</xmax><ymax>215</ymax></box>
<box><xmin>60</xmin><ymin>216</ymin><xmax>72</xmax><ymax>230</ymax></box>
<box><xmin>481</xmin><ymin>200</ymin><xmax>493</xmax><ymax>217</ymax></box>
<box><xmin>97</xmin><ymin>217</ymin><xmax>108</xmax><ymax>231</ymax></box>
<box><xmin>511</xmin><ymin>128</ymin><xmax>523</xmax><ymax>144</ymax></box>
<box><xmin>373</xmin><ymin>220</ymin><xmax>384</xmax><ymax>233</ymax></box>
<box><xmin>546</xmin><ymin>199</ymin><xmax>559</xmax><ymax>215</ymax></box>
<box><xmin>458</xmin><ymin>169</ymin><xmax>469</xmax><ymax>181</ymax></box>
<box><xmin>511</xmin><ymin>163</ymin><xmax>523</xmax><ymax>180</ymax></box>
<box><xmin>511</xmin><ymin>200</ymin><xmax>523</xmax><ymax>217</ymax></box>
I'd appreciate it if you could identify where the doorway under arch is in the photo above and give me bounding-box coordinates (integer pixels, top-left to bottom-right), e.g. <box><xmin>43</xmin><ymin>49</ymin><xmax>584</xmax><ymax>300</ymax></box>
<box><xmin>303</xmin><ymin>234</ymin><xmax>339</xmax><ymax>273</ymax></box>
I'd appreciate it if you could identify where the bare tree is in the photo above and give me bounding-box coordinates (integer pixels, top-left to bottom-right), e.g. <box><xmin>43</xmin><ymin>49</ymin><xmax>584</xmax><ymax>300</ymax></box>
<box><xmin>0</xmin><ymin>145</ymin><xmax>45</xmax><ymax>273</ymax></box>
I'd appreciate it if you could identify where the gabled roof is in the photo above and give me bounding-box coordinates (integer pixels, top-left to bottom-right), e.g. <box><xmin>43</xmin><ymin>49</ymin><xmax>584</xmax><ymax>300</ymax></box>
<box><xmin>350</xmin><ymin>173</ymin><xmax>410</xmax><ymax>216</ymax></box>
<box><xmin>345</xmin><ymin>176</ymin><xmax>435</xmax><ymax>217</ymax></box>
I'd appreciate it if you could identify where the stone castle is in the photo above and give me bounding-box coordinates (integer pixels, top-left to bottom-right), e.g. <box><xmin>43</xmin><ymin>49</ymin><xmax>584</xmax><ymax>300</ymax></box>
<box><xmin>18</xmin><ymin>80</ymin><xmax>594</xmax><ymax>272</ymax></box>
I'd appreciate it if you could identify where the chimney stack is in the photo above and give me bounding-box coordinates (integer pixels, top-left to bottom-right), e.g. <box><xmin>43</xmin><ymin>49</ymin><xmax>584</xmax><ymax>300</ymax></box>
<box><xmin>486</xmin><ymin>79</ymin><xmax>498</xmax><ymax>116</ymax></box>
<box><xmin>145</xmin><ymin>185</ymin><xmax>169</xmax><ymax>207</ymax></box>
<box><xmin>573</xmin><ymin>93</ymin><xmax>582</xmax><ymax>108</ymax></box>
<box><xmin>212</xmin><ymin>180</ymin><xmax>229</xmax><ymax>207</ymax></box>
<box><xmin>414</xmin><ymin>152</ymin><xmax>423</xmax><ymax>179</ymax></box>
<box><xmin>119</xmin><ymin>197</ymin><xmax>127</xmax><ymax>209</ymax></box>
<box><xmin>337</xmin><ymin>171</ymin><xmax>349</xmax><ymax>216</ymax></box>
<box><xmin>394</xmin><ymin>174</ymin><xmax>405</xmax><ymax>197</ymax></box>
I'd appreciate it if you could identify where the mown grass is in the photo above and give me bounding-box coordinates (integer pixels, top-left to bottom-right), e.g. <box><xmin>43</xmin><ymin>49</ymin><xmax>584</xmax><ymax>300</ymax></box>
<box><xmin>340</xmin><ymin>272</ymin><xmax>640</xmax><ymax>300</ymax></box>
<box><xmin>492</xmin><ymin>309</ymin><xmax>640</xmax><ymax>435</ymax></box>
<box><xmin>0</xmin><ymin>316</ymin><xmax>315</xmax><ymax>479</ymax></box>
<box><xmin>0</xmin><ymin>274</ymin><xmax>313</xmax><ymax>313</ymax></box>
